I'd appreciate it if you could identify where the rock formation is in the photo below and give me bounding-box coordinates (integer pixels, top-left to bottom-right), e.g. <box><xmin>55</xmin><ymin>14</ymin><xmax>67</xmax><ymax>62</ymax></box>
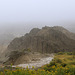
<box><xmin>3</xmin><ymin>26</ymin><xmax>75</xmax><ymax>64</ymax></box>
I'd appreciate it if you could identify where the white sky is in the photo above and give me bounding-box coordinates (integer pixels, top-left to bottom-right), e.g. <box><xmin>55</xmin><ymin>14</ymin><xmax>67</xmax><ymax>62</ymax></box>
<box><xmin>0</xmin><ymin>0</ymin><xmax>75</xmax><ymax>32</ymax></box>
<box><xmin>0</xmin><ymin>0</ymin><xmax>75</xmax><ymax>23</ymax></box>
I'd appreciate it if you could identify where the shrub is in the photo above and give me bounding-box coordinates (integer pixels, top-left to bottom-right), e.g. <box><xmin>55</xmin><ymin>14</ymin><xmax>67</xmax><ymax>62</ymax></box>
<box><xmin>61</xmin><ymin>63</ymin><xmax>67</xmax><ymax>67</ymax></box>
<box><xmin>50</xmin><ymin>61</ymin><xmax>56</xmax><ymax>66</ymax></box>
<box><xmin>69</xmin><ymin>61</ymin><xmax>75</xmax><ymax>65</ymax></box>
<box><xmin>56</xmin><ymin>59</ymin><xmax>62</xmax><ymax>63</ymax></box>
<box><xmin>67</xmin><ymin>52</ymin><xmax>73</xmax><ymax>55</ymax></box>
<box><xmin>57</xmin><ymin>52</ymin><xmax>64</xmax><ymax>55</ymax></box>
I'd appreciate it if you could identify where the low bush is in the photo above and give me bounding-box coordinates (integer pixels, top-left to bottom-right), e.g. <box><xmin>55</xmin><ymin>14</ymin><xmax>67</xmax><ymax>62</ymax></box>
<box><xmin>61</xmin><ymin>63</ymin><xmax>67</xmax><ymax>67</ymax></box>
<box><xmin>49</xmin><ymin>61</ymin><xmax>57</xmax><ymax>66</ymax></box>
<box><xmin>57</xmin><ymin>52</ymin><xmax>64</xmax><ymax>55</ymax></box>
<box><xmin>55</xmin><ymin>58</ymin><xmax>62</xmax><ymax>63</ymax></box>
<box><xmin>69</xmin><ymin>61</ymin><xmax>75</xmax><ymax>65</ymax></box>
<box><xmin>67</xmin><ymin>52</ymin><xmax>73</xmax><ymax>55</ymax></box>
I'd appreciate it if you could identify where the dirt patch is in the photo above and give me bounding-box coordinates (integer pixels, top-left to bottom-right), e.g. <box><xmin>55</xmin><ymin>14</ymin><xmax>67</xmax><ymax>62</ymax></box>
<box><xmin>14</xmin><ymin>52</ymin><xmax>53</xmax><ymax>65</ymax></box>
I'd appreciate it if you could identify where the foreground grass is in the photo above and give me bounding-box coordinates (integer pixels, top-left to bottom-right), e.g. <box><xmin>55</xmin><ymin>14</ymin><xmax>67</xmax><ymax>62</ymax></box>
<box><xmin>0</xmin><ymin>52</ymin><xmax>75</xmax><ymax>75</ymax></box>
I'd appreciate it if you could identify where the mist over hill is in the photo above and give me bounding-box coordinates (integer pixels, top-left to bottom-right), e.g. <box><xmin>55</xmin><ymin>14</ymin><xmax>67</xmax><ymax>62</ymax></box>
<box><xmin>6</xmin><ymin>26</ymin><xmax>75</xmax><ymax>53</ymax></box>
<box><xmin>0</xmin><ymin>24</ymin><xmax>75</xmax><ymax>43</ymax></box>
<box><xmin>1</xmin><ymin>26</ymin><xmax>74</xmax><ymax>65</ymax></box>
<box><xmin>0</xmin><ymin>24</ymin><xmax>75</xmax><ymax>53</ymax></box>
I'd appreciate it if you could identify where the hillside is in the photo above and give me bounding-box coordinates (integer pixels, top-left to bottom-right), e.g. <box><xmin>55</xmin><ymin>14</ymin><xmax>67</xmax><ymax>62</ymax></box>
<box><xmin>7</xmin><ymin>26</ymin><xmax>75</xmax><ymax>52</ymax></box>
<box><xmin>3</xmin><ymin>26</ymin><xmax>75</xmax><ymax>64</ymax></box>
<box><xmin>53</xmin><ymin>26</ymin><xmax>75</xmax><ymax>40</ymax></box>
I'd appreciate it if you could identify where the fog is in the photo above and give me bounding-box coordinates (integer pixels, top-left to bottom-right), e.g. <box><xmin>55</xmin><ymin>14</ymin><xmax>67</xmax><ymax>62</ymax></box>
<box><xmin>0</xmin><ymin>0</ymin><xmax>75</xmax><ymax>47</ymax></box>
<box><xmin>0</xmin><ymin>0</ymin><xmax>75</xmax><ymax>32</ymax></box>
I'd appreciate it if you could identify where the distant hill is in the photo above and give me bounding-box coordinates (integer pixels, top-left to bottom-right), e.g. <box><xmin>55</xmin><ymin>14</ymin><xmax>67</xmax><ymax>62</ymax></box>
<box><xmin>1</xmin><ymin>26</ymin><xmax>75</xmax><ymax>64</ymax></box>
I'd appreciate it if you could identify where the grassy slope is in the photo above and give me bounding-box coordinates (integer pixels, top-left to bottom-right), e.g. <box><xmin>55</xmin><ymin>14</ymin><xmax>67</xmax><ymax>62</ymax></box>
<box><xmin>54</xmin><ymin>52</ymin><xmax>75</xmax><ymax>67</ymax></box>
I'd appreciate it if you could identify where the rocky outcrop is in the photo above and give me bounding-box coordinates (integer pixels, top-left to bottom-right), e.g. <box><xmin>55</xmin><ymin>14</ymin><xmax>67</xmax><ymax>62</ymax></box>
<box><xmin>4</xmin><ymin>26</ymin><xmax>75</xmax><ymax>64</ymax></box>
<box><xmin>6</xmin><ymin>26</ymin><xmax>75</xmax><ymax>53</ymax></box>
<box><xmin>53</xmin><ymin>26</ymin><xmax>75</xmax><ymax>40</ymax></box>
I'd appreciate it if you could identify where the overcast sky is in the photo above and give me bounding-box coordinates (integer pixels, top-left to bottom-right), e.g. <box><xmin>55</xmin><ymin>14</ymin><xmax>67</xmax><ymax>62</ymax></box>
<box><xmin>0</xmin><ymin>0</ymin><xmax>75</xmax><ymax>32</ymax></box>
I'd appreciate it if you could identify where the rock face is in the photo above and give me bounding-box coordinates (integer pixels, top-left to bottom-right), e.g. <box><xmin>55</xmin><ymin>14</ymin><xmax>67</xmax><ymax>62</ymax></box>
<box><xmin>7</xmin><ymin>26</ymin><xmax>75</xmax><ymax>52</ymax></box>
<box><xmin>4</xmin><ymin>26</ymin><xmax>75</xmax><ymax>64</ymax></box>
<box><xmin>53</xmin><ymin>26</ymin><xmax>75</xmax><ymax>40</ymax></box>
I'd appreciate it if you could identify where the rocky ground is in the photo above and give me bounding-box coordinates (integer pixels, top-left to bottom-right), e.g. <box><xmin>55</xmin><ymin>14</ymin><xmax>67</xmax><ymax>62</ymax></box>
<box><xmin>12</xmin><ymin>53</ymin><xmax>54</xmax><ymax>69</ymax></box>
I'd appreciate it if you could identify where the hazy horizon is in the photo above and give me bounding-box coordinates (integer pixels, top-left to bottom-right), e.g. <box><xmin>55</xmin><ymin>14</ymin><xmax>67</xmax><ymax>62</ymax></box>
<box><xmin>0</xmin><ymin>0</ymin><xmax>75</xmax><ymax>29</ymax></box>
<box><xmin>0</xmin><ymin>0</ymin><xmax>75</xmax><ymax>36</ymax></box>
